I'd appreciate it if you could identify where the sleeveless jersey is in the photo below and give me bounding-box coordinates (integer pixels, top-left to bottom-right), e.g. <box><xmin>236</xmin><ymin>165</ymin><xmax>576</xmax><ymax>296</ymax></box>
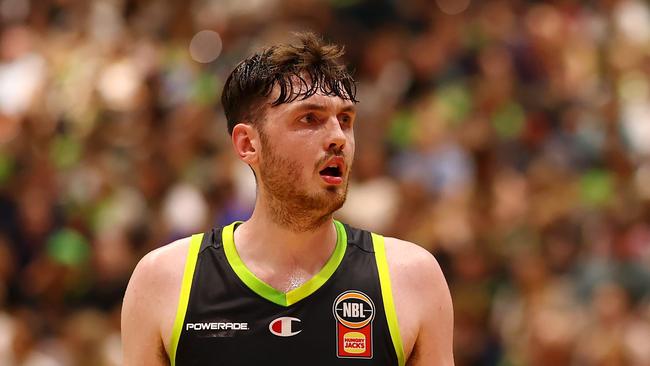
<box><xmin>168</xmin><ymin>221</ymin><xmax>405</xmax><ymax>366</ymax></box>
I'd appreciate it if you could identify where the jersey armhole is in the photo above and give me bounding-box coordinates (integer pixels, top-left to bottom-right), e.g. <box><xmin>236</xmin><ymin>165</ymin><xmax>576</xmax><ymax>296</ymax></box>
<box><xmin>168</xmin><ymin>233</ymin><xmax>204</xmax><ymax>366</ymax></box>
<box><xmin>371</xmin><ymin>233</ymin><xmax>406</xmax><ymax>366</ymax></box>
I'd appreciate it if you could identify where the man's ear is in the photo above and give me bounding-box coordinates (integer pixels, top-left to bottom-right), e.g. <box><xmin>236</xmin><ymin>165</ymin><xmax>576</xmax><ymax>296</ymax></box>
<box><xmin>232</xmin><ymin>123</ymin><xmax>259</xmax><ymax>165</ymax></box>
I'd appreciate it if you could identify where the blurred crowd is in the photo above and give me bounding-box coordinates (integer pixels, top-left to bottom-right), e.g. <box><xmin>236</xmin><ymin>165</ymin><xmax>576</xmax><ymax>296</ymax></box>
<box><xmin>1</xmin><ymin>0</ymin><xmax>650</xmax><ymax>365</ymax></box>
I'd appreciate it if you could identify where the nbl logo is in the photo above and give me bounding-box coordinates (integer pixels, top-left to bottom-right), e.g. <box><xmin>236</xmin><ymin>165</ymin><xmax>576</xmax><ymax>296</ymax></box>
<box><xmin>333</xmin><ymin>290</ymin><xmax>375</xmax><ymax>359</ymax></box>
<box><xmin>333</xmin><ymin>292</ymin><xmax>374</xmax><ymax>328</ymax></box>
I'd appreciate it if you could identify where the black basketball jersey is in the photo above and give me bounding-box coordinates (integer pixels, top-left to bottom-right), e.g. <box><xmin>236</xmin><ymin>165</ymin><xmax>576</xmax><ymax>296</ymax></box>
<box><xmin>168</xmin><ymin>221</ymin><xmax>405</xmax><ymax>366</ymax></box>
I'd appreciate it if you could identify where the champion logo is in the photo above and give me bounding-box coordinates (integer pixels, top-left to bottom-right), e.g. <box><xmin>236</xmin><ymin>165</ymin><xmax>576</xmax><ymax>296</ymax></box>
<box><xmin>269</xmin><ymin>317</ymin><xmax>302</xmax><ymax>337</ymax></box>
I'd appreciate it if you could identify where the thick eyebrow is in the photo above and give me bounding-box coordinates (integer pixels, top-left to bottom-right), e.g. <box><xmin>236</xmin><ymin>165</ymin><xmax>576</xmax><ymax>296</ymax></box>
<box><xmin>291</xmin><ymin>103</ymin><xmax>356</xmax><ymax>114</ymax></box>
<box><xmin>339</xmin><ymin>105</ymin><xmax>356</xmax><ymax>114</ymax></box>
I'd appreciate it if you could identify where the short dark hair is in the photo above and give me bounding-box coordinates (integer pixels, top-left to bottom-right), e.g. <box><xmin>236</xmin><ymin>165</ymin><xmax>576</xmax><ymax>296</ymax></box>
<box><xmin>221</xmin><ymin>32</ymin><xmax>358</xmax><ymax>135</ymax></box>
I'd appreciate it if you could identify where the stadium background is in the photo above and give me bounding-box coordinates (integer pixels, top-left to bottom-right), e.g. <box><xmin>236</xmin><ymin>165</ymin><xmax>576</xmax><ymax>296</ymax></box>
<box><xmin>1</xmin><ymin>0</ymin><xmax>650</xmax><ymax>364</ymax></box>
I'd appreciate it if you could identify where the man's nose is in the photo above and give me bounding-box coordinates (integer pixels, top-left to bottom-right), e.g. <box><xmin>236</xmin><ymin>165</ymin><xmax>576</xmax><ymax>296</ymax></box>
<box><xmin>324</xmin><ymin>117</ymin><xmax>346</xmax><ymax>152</ymax></box>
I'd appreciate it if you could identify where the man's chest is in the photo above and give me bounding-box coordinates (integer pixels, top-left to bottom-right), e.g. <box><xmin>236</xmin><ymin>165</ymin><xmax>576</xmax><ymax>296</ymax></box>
<box><xmin>174</xmin><ymin>283</ymin><xmax>399</xmax><ymax>365</ymax></box>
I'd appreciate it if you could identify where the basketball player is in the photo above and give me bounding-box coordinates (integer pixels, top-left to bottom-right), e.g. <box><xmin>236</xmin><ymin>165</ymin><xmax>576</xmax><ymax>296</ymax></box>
<box><xmin>121</xmin><ymin>33</ymin><xmax>454</xmax><ymax>366</ymax></box>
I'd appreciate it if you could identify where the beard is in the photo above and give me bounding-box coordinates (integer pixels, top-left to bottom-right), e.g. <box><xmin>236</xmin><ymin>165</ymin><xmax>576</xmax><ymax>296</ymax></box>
<box><xmin>257</xmin><ymin>131</ymin><xmax>348</xmax><ymax>232</ymax></box>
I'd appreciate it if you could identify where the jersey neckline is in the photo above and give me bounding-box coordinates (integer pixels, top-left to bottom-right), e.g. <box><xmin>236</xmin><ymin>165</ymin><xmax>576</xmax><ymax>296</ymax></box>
<box><xmin>221</xmin><ymin>220</ymin><xmax>348</xmax><ymax>307</ymax></box>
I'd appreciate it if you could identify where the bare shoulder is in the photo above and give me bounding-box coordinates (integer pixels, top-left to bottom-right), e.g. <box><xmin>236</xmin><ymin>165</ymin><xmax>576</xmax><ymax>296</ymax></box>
<box><xmin>121</xmin><ymin>237</ymin><xmax>193</xmax><ymax>365</ymax></box>
<box><xmin>130</xmin><ymin>237</ymin><xmax>192</xmax><ymax>287</ymax></box>
<box><xmin>125</xmin><ymin>237</ymin><xmax>192</xmax><ymax>310</ymax></box>
<box><xmin>382</xmin><ymin>237</ymin><xmax>454</xmax><ymax>365</ymax></box>
<box><xmin>383</xmin><ymin>237</ymin><xmax>447</xmax><ymax>291</ymax></box>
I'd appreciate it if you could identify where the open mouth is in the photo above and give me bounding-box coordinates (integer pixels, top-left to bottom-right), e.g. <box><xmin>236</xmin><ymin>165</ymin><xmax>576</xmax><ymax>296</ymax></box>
<box><xmin>319</xmin><ymin>166</ymin><xmax>342</xmax><ymax>178</ymax></box>
<box><xmin>319</xmin><ymin>157</ymin><xmax>345</xmax><ymax>185</ymax></box>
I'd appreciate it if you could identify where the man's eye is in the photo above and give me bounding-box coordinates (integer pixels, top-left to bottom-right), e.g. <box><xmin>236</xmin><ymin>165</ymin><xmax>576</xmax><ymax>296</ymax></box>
<box><xmin>339</xmin><ymin>114</ymin><xmax>353</xmax><ymax>126</ymax></box>
<box><xmin>300</xmin><ymin>114</ymin><xmax>317</xmax><ymax>124</ymax></box>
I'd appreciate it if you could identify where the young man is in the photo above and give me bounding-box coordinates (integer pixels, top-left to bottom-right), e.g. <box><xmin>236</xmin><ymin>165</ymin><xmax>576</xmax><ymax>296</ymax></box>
<box><xmin>121</xmin><ymin>33</ymin><xmax>454</xmax><ymax>366</ymax></box>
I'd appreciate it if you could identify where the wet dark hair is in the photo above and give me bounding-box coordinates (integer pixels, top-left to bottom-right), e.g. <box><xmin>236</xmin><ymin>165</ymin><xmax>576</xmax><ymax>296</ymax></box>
<box><xmin>221</xmin><ymin>32</ymin><xmax>358</xmax><ymax>134</ymax></box>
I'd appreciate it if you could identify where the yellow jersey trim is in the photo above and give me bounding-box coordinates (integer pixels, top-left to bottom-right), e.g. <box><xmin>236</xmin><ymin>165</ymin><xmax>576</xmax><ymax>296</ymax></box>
<box><xmin>222</xmin><ymin>220</ymin><xmax>347</xmax><ymax>307</ymax></box>
<box><xmin>169</xmin><ymin>233</ymin><xmax>203</xmax><ymax>366</ymax></box>
<box><xmin>372</xmin><ymin>233</ymin><xmax>405</xmax><ymax>366</ymax></box>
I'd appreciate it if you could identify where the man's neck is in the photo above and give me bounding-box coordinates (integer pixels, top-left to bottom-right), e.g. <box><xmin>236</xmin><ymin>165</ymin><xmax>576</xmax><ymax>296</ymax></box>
<box><xmin>232</xmin><ymin>202</ymin><xmax>339</xmax><ymax>292</ymax></box>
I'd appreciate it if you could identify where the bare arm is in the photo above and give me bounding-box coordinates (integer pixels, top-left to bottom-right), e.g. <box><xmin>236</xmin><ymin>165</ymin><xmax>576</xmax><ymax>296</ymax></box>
<box><xmin>408</xmin><ymin>250</ymin><xmax>454</xmax><ymax>365</ymax></box>
<box><xmin>385</xmin><ymin>238</ymin><xmax>454</xmax><ymax>366</ymax></box>
<box><xmin>121</xmin><ymin>239</ymin><xmax>190</xmax><ymax>366</ymax></box>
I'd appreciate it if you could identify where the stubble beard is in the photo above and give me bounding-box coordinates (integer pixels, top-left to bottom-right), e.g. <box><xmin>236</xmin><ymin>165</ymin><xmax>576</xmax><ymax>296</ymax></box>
<box><xmin>258</xmin><ymin>133</ymin><xmax>348</xmax><ymax>232</ymax></box>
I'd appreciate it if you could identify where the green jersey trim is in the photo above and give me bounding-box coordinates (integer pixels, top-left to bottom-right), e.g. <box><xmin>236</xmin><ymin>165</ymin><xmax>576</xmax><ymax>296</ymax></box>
<box><xmin>372</xmin><ymin>233</ymin><xmax>406</xmax><ymax>366</ymax></box>
<box><xmin>222</xmin><ymin>220</ymin><xmax>347</xmax><ymax>307</ymax></box>
<box><xmin>169</xmin><ymin>233</ymin><xmax>204</xmax><ymax>366</ymax></box>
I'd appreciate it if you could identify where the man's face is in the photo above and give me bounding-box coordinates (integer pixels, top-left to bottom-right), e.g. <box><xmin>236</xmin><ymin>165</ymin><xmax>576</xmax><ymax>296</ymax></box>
<box><xmin>255</xmin><ymin>90</ymin><xmax>356</xmax><ymax>229</ymax></box>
